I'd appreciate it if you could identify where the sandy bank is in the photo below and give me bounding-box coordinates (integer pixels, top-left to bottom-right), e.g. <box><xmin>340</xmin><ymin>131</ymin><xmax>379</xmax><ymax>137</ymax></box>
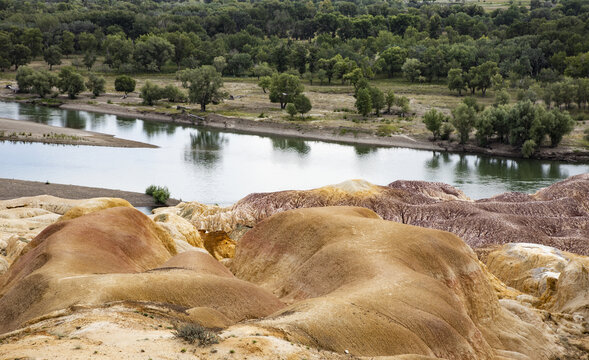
<box><xmin>61</xmin><ymin>102</ymin><xmax>589</xmax><ymax>162</ymax></box>
<box><xmin>0</xmin><ymin>118</ymin><xmax>157</xmax><ymax>148</ymax></box>
<box><xmin>0</xmin><ymin>178</ymin><xmax>179</xmax><ymax>207</ymax></box>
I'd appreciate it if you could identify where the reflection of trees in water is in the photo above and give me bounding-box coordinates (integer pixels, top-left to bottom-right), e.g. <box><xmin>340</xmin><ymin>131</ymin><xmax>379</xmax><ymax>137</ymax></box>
<box><xmin>142</xmin><ymin>121</ymin><xmax>176</xmax><ymax>137</ymax></box>
<box><xmin>271</xmin><ymin>138</ymin><xmax>310</xmax><ymax>155</ymax></box>
<box><xmin>64</xmin><ymin>111</ymin><xmax>85</xmax><ymax>129</ymax></box>
<box><xmin>185</xmin><ymin>131</ymin><xmax>228</xmax><ymax>167</ymax></box>
<box><xmin>354</xmin><ymin>145</ymin><xmax>377</xmax><ymax>156</ymax></box>
<box><xmin>88</xmin><ymin>112</ymin><xmax>106</xmax><ymax>128</ymax></box>
<box><xmin>454</xmin><ymin>155</ymin><xmax>470</xmax><ymax>176</ymax></box>
<box><xmin>475</xmin><ymin>157</ymin><xmax>565</xmax><ymax>180</ymax></box>
<box><xmin>425</xmin><ymin>152</ymin><xmax>452</xmax><ymax>169</ymax></box>
<box><xmin>116</xmin><ymin>118</ymin><xmax>137</xmax><ymax>129</ymax></box>
<box><xmin>19</xmin><ymin>104</ymin><xmax>52</xmax><ymax>124</ymax></box>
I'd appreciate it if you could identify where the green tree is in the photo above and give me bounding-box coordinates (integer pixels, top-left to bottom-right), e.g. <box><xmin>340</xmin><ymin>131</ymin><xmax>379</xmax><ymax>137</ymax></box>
<box><xmin>356</xmin><ymin>88</ymin><xmax>372</xmax><ymax>117</ymax></box>
<box><xmin>378</xmin><ymin>46</ymin><xmax>407</xmax><ymax>78</ymax></box>
<box><xmin>86</xmin><ymin>74</ymin><xmax>106</xmax><ymax>97</ymax></box>
<box><xmin>423</xmin><ymin>109</ymin><xmax>447</xmax><ymax>140</ymax></box>
<box><xmin>58</xmin><ymin>67</ymin><xmax>85</xmax><ymax>99</ymax></box>
<box><xmin>495</xmin><ymin>89</ymin><xmax>510</xmax><ymax>106</ymax></box>
<box><xmin>253</xmin><ymin>63</ymin><xmax>273</xmax><ymax>79</ymax></box>
<box><xmin>83</xmin><ymin>51</ymin><xmax>97</xmax><ymax>71</ymax></box>
<box><xmin>60</xmin><ymin>31</ymin><xmax>75</xmax><ymax>57</ymax></box>
<box><xmin>16</xmin><ymin>67</ymin><xmax>35</xmax><ymax>93</ymax></box>
<box><xmin>474</xmin><ymin>109</ymin><xmax>495</xmax><ymax>146</ymax></box>
<box><xmin>385</xmin><ymin>90</ymin><xmax>395</xmax><ymax>114</ymax></box>
<box><xmin>507</xmin><ymin>100</ymin><xmax>544</xmax><ymax>146</ymax></box>
<box><xmin>166</xmin><ymin>32</ymin><xmax>195</xmax><ymax>69</ymax></box>
<box><xmin>114</xmin><ymin>75</ymin><xmax>136</xmax><ymax>96</ymax></box>
<box><xmin>162</xmin><ymin>85</ymin><xmax>186</xmax><ymax>102</ymax></box>
<box><xmin>447</xmin><ymin>68</ymin><xmax>465</xmax><ymax>96</ymax></box>
<box><xmin>134</xmin><ymin>34</ymin><xmax>174</xmax><ymax>72</ymax></box>
<box><xmin>294</xmin><ymin>94</ymin><xmax>312</xmax><ymax>118</ymax></box>
<box><xmin>78</xmin><ymin>32</ymin><xmax>97</xmax><ymax>53</ymax></box>
<box><xmin>369</xmin><ymin>87</ymin><xmax>385</xmax><ymax>116</ymax></box>
<box><xmin>395</xmin><ymin>96</ymin><xmax>410</xmax><ymax>117</ymax></box>
<box><xmin>213</xmin><ymin>56</ymin><xmax>227</xmax><ymax>74</ymax></box>
<box><xmin>542</xmin><ymin>109</ymin><xmax>575</xmax><ymax>147</ymax></box>
<box><xmin>43</xmin><ymin>45</ymin><xmax>62</xmax><ymax>70</ymax></box>
<box><xmin>469</xmin><ymin>61</ymin><xmax>499</xmax><ymax>96</ymax></box>
<box><xmin>227</xmin><ymin>53</ymin><xmax>253</xmax><ymax>77</ymax></box>
<box><xmin>104</xmin><ymin>35</ymin><xmax>134</xmax><ymax>69</ymax></box>
<box><xmin>268</xmin><ymin>73</ymin><xmax>304</xmax><ymax>109</ymax></box>
<box><xmin>177</xmin><ymin>65</ymin><xmax>226</xmax><ymax>111</ymax></box>
<box><xmin>258</xmin><ymin>76</ymin><xmax>271</xmax><ymax>94</ymax></box>
<box><xmin>402</xmin><ymin>58</ymin><xmax>422</xmax><ymax>82</ymax></box>
<box><xmin>140</xmin><ymin>81</ymin><xmax>164</xmax><ymax>106</ymax></box>
<box><xmin>286</xmin><ymin>103</ymin><xmax>297</xmax><ymax>119</ymax></box>
<box><xmin>521</xmin><ymin>139</ymin><xmax>537</xmax><ymax>158</ymax></box>
<box><xmin>451</xmin><ymin>103</ymin><xmax>476</xmax><ymax>144</ymax></box>
<box><xmin>29</xmin><ymin>70</ymin><xmax>57</xmax><ymax>98</ymax></box>
<box><xmin>10</xmin><ymin>44</ymin><xmax>32</xmax><ymax>70</ymax></box>
<box><xmin>21</xmin><ymin>28</ymin><xmax>43</xmax><ymax>57</ymax></box>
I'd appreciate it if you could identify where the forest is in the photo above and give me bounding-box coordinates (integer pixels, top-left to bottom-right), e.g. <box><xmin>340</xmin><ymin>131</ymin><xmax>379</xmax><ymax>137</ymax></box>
<box><xmin>1</xmin><ymin>0</ymin><xmax>588</xmax><ymax>156</ymax></box>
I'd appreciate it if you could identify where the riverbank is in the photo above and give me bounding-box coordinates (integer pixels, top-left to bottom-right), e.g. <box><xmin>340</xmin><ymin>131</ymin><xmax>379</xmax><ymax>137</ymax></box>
<box><xmin>0</xmin><ymin>178</ymin><xmax>180</xmax><ymax>207</ymax></box>
<box><xmin>0</xmin><ymin>117</ymin><xmax>157</xmax><ymax>148</ymax></box>
<box><xmin>62</xmin><ymin>101</ymin><xmax>589</xmax><ymax>162</ymax></box>
<box><xmin>3</xmin><ymin>92</ymin><xmax>589</xmax><ymax>162</ymax></box>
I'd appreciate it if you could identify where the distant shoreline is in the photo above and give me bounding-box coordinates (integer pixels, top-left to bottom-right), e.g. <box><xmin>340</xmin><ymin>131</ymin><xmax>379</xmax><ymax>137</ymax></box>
<box><xmin>3</xmin><ymin>96</ymin><xmax>589</xmax><ymax>162</ymax></box>
<box><xmin>0</xmin><ymin>178</ymin><xmax>180</xmax><ymax>207</ymax></box>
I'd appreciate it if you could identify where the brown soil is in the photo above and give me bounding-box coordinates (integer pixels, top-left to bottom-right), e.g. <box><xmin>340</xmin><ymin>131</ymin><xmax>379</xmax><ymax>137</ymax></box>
<box><xmin>0</xmin><ymin>178</ymin><xmax>179</xmax><ymax>207</ymax></box>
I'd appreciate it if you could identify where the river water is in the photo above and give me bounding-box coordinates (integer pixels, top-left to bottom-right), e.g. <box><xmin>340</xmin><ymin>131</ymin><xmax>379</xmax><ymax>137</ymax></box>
<box><xmin>0</xmin><ymin>101</ymin><xmax>587</xmax><ymax>205</ymax></box>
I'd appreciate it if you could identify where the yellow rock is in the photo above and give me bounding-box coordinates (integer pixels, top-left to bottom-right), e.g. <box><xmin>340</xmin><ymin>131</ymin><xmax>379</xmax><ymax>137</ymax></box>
<box><xmin>151</xmin><ymin>212</ymin><xmax>203</xmax><ymax>249</ymax></box>
<box><xmin>200</xmin><ymin>230</ymin><xmax>236</xmax><ymax>260</ymax></box>
<box><xmin>58</xmin><ymin>197</ymin><xmax>133</xmax><ymax>221</ymax></box>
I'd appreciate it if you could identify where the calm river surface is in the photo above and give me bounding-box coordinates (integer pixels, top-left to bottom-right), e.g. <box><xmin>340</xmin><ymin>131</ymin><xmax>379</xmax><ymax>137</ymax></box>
<box><xmin>0</xmin><ymin>101</ymin><xmax>587</xmax><ymax>205</ymax></box>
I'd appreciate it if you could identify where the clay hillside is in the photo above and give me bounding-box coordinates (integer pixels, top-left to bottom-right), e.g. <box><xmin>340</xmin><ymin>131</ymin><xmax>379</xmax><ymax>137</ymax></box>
<box><xmin>1</xmin><ymin>175</ymin><xmax>589</xmax><ymax>359</ymax></box>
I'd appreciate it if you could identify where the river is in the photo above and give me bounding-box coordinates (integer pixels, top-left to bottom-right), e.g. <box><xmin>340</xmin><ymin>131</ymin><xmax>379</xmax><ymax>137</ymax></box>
<box><xmin>0</xmin><ymin>101</ymin><xmax>587</xmax><ymax>205</ymax></box>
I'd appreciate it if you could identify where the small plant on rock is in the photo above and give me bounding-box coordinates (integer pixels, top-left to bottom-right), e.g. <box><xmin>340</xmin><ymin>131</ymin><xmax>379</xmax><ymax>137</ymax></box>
<box><xmin>145</xmin><ymin>184</ymin><xmax>170</xmax><ymax>204</ymax></box>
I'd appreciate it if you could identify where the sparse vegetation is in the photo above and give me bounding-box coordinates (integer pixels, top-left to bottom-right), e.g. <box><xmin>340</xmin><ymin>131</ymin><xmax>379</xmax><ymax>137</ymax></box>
<box><xmin>173</xmin><ymin>323</ymin><xmax>219</xmax><ymax>346</ymax></box>
<box><xmin>145</xmin><ymin>185</ymin><xmax>170</xmax><ymax>204</ymax></box>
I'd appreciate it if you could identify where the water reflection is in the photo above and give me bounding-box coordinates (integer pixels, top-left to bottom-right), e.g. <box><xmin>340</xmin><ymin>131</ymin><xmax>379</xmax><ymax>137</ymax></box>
<box><xmin>354</xmin><ymin>145</ymin><xmax>378</xmax><ymax>157</ymax></box>
<box><xmin>65</xmin><ymin>111</ymin><xmax>85</xmax><ymax>129</ymax></box>
<box><xmin>454</xmin><ymin>155</ymin><xmax>470</xmax><ymax>178</ymax></box>
<box><xmin>271</xmin><ymin>138</ymin><xmax>310</xmax><ymax>155</ymax></box>
<box><xmin>185</xmin><ymin>131</ymin><xmax>227</xmax><ymax>167</ymax></box>
<box><xmin>142</xmin><ymin>121</ymin><xmax>177</xmax><ymax>137</ymax></box>
<box><xmin>475</xmin><ymin>157</ymin><xmax>566</xmax><ymax>180</ymax></box>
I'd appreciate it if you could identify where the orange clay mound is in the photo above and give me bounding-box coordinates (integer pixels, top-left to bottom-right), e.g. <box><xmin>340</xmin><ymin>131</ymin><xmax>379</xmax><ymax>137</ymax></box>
<box><xmin>230</xmin><ymin>206</ymin><xmax>562</xmax><ymax>359</ymax></box>
<box><xmin>0</xmin><ymin>207</ymin><xmax>283</xmax><ymax>334</ymax></box>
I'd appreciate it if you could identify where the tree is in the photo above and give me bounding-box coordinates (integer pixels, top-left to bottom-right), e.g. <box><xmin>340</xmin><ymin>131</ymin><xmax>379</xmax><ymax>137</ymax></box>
<box><xmin>447</xmin><ymin>68</ymin><xmax>465</xmax><ymax>96</ymax></box>
<box><xmin>86</xmin><ymin>74</ymin><xmax>106</xmax><ymax>97</ymax></box>
<box><xmin>286</xmin><ymin>103</ymin><xmax>297</xmax><ymax>119</ymax></box>
<box><xmin>521</xmin><ymin>139</ymin><xmax>536</xmax><ymax>158</ymax></box>
<box><xmin>469</xmin><ymin>61</ymin><xmax>499</xmax><ymax>96</ymax></box>
<box><xmin>29</xmin><ymin>70</ymin><xmax>57</xmax><ymax>98</ymax></box>
<box><xmin>423</xmin><ymin>109</ymin><xmax>447</xmax><ymax>140</ymax></box>
<box><xmin>474</xmin><ymin>109</ymin><xmax>495</xmax><ymax>146</ymax></box>
<box><xmin>177</xmin><ymin>65</ymin><xmax>226</xmax><ymax>111</ymax></box>
<box><xmin>213</xmin><ymin>56</ymin><xmax>227</xmax><ymax>74</ymax></box>
<box><xmin>356</xmin><ymin>88</ymin><xmax>372</xmax><ymax>117</ymax></box>
<box><xmin>542</xmin><ymin>109</ymin><xmax>575</xmax><ymax>147</ymax></box>
<box><xmin>378</xmin><ymin>46</ymin><xmax>407</xmax><ymax>78</ymax></box>
<box><xmin>44</xmin><ymin>45</ymin><xmax>62</xmax><ymax>70</ymax></box>
<box><xmin>83</xmin><ymin>51</ymin><xmax>97</xmax><ymax>70</ymax></box>
<box><xmin>114</xmin><ymin>75</ymin><xmax>136</xmax><ymax>96</ymax></box>
<box><xmin>402</xmin><ymin>58</ymin><xmax>422</xmax><ymax>82</ymax></box>
<box><xmin>166</xmin><ymin>32</ymin><xmax>195</xmax><ymax>69</ymax></box>
<box><xmin>495</xmin><ymin>90</ymin><xmax>510</xmax><ymax>106</ymax></box>
<box><xmin>258</xmin><ymin>76</ymin><xmax>271</xmax><ymax>94</ymax></box>
<box><xmin>385</xmin><ymin>90</ymin><xmax>395</xmax><ymax>114</ymax></box>
<box><xmin>369</xmin><ymin>87</ymin><xmax>385</xmax><ymax>116</ymax></box>
<box><xmin>16</xmin><ymin>67</ymin><xmax>35</xmax><ymax>93</ymax></box>
<box><xmin>294</xmin><ymin>94</ymin><xmax>312</xmax><ymax>118</ymax></box>
<box><xmin>507</xmin><ymin>101</ymin><xmax>544</xmax><ymax>146</ymax></box>
<box><xmin>60</xmin><ymin>31</ymin><xmax>75</xmax><ymax>57</ymax></box>
<box><xmin>21</xmin><ymin>28</ymin><xmax>43</xmax><ymax>57</ymax></box>
<box><xmin>78</xmin><ymin>32</ymin><xmax>98</xmax><ymax>53</ymax></box>
<box><xmin>58</xmin><ymin>67</ymin><xmax>85</xmax><ymax>99</ymax></box>
<box><xmin>104</xmin><ymin>35</ymin><xmax>134</xmax><ymax>69</ymax></box>
<box><xmin>227</xmin><ymin>53</ymin><xmax>253</xmax><ymax>77</ymax></box>
<box><xmin>10</xmin><ymin>44</ymin><xmax>31</xmax><ymax>70</ymax></box>
<box><xmin>268</xmin><ymin>73</ymin><xmax>304</xmax><ymax>109</ymax></box>
<box><xmin>140</xmin><ymin>81</ymin><xmax>164</xmax><ymax>106</ymax></box>
<box><xmin>134</xmin><ymin>34</ymin><xmax>174</xmax><ymax>72</ymax></box>
<box><xmin>162</xmin><ymin>85</ymin><xmax>186</xmax><ymax>102</ymax></box>
<box><xmin>317</xmin><ymin>55</ymin><xmax>340</xmax><ymax>84</ymax></box>
<box><xmin>451</xmin><ymin>103</ymin><xmax>476</xmax><ymax>144</ymax></box>
<box><xmin>253</xmin><ymin>63</ymin><xmax>273</xmax><ymax>79</ymax></box>
<box><xmin>395</xmin><ymin>96</ymin><xmax>410</xmax><ymax>117</ymax></box>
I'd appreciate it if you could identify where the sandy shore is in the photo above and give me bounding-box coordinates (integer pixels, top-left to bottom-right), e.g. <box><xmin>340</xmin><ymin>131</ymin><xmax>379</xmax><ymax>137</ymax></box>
<box><xmin>0</xmin><ymin>118</ymin><xmax>157</xmax><ymax>148</ymax></box>
<box><xmin>0</xmin><ymin>178</ymin><xmax>180</xmax><ymax>207</ymax></box>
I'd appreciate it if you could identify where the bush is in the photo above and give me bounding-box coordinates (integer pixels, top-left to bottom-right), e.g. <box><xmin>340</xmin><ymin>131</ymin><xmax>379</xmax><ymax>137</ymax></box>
<box><xmin>585</xmin><ymin>128</ymin><xmax>589</xmax><ymax>141</ymax></box>
<box><xmin>522</xmin><ymin>139</ymin><xmax>537</xmax><ymax>158</ymax></box>
<box><xmin>145</xmin><ymin>185</ymin><xmax>170</xmax><ymax>204</ymax></box>
<box><xmin>285</xmin><ymin>103</ymin><xmax>297</xmax><ymax>118</ymax></box>
<box><xmin>440</xmin><ymin>122</ymin><xmax>454</xmax><ymax>140</ymax></box>
<box><xmin>173</xmin><ymin>323</ymin><xmax>219</xmax><ymax>346</ymax></box>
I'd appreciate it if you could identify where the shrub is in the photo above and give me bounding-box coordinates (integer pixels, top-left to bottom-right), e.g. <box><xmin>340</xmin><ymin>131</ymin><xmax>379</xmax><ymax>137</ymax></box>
<box><xmin>173</xmin><ymin>323</ymin><xmax>219</xmax><ymax>346</ymax></box>
<box><xmin>522</xmin><ymin>139</ymin><xmax>537</xmax><ymax>158</ymax></box>
<box><xmin>440</xmin><ymin>122</ymin><xmax>454</xmax><ymax>140</ymax></box>
<box><xmin>585</xmin><ymin>128</ymin><xmax>589</xmax><ymax>141</ymax></box>
<box><xmin>145</xmin><ymin>185</ymin><xmax>170</xmax><ymax>204</ymax></box>
<box><xmin>285</xmin><ymin>103</ymin><xmax>297</xmax><ymax>119</ymax></box>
